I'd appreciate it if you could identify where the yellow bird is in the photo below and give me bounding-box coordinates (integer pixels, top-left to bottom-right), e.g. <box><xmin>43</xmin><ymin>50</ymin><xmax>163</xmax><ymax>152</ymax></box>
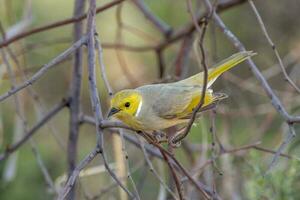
<box><xmin>108</xmin><ymin>51</ymin><xmax>255</xmax><ymax>132</ymax></box>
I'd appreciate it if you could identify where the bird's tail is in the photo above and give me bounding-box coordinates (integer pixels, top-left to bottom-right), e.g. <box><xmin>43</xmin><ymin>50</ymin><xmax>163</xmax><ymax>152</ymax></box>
<box><xmin>177</xmin><ymin>51</ymin><xmax>256</xmax><ymax>87</ymax></box>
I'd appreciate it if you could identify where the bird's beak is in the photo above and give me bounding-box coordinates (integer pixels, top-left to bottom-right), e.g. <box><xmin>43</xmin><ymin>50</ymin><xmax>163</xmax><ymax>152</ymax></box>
<box><xmin>107</xmin><ymin>107</ymin><xmax>121</xmax><ymax>118</ymax></box>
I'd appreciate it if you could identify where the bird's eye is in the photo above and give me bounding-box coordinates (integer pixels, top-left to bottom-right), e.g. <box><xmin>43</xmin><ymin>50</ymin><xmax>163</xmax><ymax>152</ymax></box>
<box><xmin>125</xmin><ymin>102</ymin><xmax>130</xmax><ymax>108</ymax></box>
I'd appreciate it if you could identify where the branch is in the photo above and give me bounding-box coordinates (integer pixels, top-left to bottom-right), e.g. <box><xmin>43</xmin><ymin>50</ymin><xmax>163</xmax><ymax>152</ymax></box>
<box><xmin>85</xmin><ymin>0</ymin><xmax>133</xmax><ymax>198</ymax></box>
<box><xmin>136</xmin><ymin>136</ymin><xmax>178</xmax><ymax>199</ymax></box>
<box><xmin>132</xmin><ymin>0</ymin><xmax>172</xmax><ymax>37</ymax></box>
<box><xmin>155</xmin><ymin>0</ymin><xmax>247</xmax><ymax>51</ymax></box>
<box><xmin>248</xmin><ymin>0</ymin><xmax>300</xmax><ymax>93</ymax></box>
<box><xmin>67</xmin><ymin>0</ymin><xmax>86</xmax><ymax>198</ymax></box>
<box><xmin>172</xmin><ymin>0</ymin><xmax>211</xmax><ymax>144</ymax></box>
<box><xmin>184</xmin><ymin>141</ymin><xmax>294</xmax><ymax>180</ymax></box>
<box><xmin>152</xmin><ymin>142</ymin><xmax>216</xmax><ymax>199</ymax></box>
<box><xmin>0</xmin><ymin>36</ymin><xmax>87</xmax><ymax>102</ymax></box>
<box><xmin>95</xmin><ymin>35</ymin><xmax>113</xmax><ymax>95</ymax></box>
<box><xmin>1</xmin><ymin>29</ymin><xmax>59</xmax><ymax>195</ymax></box>
<box><xmin>203</xmin><ymin>0</ymin><xmax>300</xmax><ymax>174</ymax></box>
<box><xmin>57</xmin><ymin>147</ymin><xmax>100</xmax><ymax>200</ymax></box>
<box><xmin>265</xmin><ymin>124</ymin><xmax>296</xmax><ymax>174</ymax></box>
<box><xmin>119</xmin><ymin>130</ymin><xmax>141</xmax><ymax>200</ymax></box>
<box><xmin>160</xmin><ymin>149</ymin><xmax>184</xmax><ymax>200</ymax></box>
<box><xmin>81</xmin><ymin>115</ymin><xmax>164</xmax><ymax>159</ymax></box>
<box><xmin>0</xmin><ymin>0</ymin><xmax>126</xmax><ymax>48</ymax></box>
<box><xmin>0</xmin><ymin>99</ymin><xmax>68</xmax><ymax>161</ymax></box>
<box><xmin>204</xmin><ymin>0</ymin><xmax>300</xmax><ymax>124</ymax></box>
<box><xmin>115</xmin><ymin>4</ymin><xmax>140</xmax><ymax>86</ymax></box>
<box><xmin>155</xmin><ymin>48</ymin><xmax>165</xmax><ymax>78</ymax></box>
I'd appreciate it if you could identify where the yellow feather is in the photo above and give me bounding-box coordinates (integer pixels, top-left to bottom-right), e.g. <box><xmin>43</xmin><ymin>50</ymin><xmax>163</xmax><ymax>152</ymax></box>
<box><xmin>182</xmin><ymin>91</ymin><xmax>214</xmax><ymax>115</ymax></box>
<box><xmin>177</xmin><ymin>51</ymin><xmax>255</xmax><ymax>87</ymax></box>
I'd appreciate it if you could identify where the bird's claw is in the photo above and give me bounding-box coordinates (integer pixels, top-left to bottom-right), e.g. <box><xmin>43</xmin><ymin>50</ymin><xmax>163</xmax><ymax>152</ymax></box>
<box><xmin>169</xmin><ymin>135</ymin><xmax>182</xmax><ymax>148</ymax></box>
<box><xmin>153</xmin><ymin>131</ymin><xmax>167</xmax><ymax>143</ymax></box>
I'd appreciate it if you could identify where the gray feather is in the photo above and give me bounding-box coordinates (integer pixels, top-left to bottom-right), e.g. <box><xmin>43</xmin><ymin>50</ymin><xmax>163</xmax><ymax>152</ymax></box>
<box><xmin>137</xmin><ymin>84</ymin><xmax>201</xmax><ymax>119</ymax></box>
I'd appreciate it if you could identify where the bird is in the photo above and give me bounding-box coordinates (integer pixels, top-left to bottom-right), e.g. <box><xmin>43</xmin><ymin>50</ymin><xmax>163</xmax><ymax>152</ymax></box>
<box><xmin>108</xmin><ymin>51</ymin><xmax>255</xmax><ymax>132</ymax></box>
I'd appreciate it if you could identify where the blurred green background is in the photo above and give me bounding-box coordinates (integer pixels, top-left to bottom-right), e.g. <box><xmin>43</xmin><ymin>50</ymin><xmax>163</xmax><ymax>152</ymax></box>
<box><xmin>0</xmin><ymin>0</ymin><xmax>300</xmax><ymax>199</ymax></box>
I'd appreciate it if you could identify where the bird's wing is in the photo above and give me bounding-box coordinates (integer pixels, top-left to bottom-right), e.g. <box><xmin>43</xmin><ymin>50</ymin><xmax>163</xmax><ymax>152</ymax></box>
<box><xmin>150</xmin><ymin>85</ymin><xmax>211</xmax><ymax>119</ymax></box>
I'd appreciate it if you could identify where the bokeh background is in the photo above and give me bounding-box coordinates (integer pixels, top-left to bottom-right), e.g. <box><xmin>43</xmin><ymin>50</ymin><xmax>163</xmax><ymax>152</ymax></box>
<box><xmin>0</xmin><ymin>0</ymin><xmax>300</xmax><ymax>199</ymax></box>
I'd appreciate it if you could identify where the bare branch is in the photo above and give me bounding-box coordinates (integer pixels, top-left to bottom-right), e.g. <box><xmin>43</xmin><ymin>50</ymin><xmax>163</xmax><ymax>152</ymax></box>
<box><xmin>58</xmin><ymin>147</ymin><xmax>100</xmax><ymax>200</ymax></box>
<box><xmin>265</xmin><ymin>124</ymin><xmax>296</xmax><ymax>174</ymax></box>
<box><xmin>136</xmin><ymin>136</ymin><xmax>178</xmax><ymax>199</ymax></box>
<box><xmin>67</xmin><ymin>0</ymin><xmax>86</xmax><ymax>198</ymax></box>
<box><xmin>115</xmin><ymin>4</ymin><xmax>140</xmax><ymax>86</ymax></box>
<box><xmin>0</xmin><ymin>99</ymin><xmax>68</xmax><ymax>161</ymax></box>
<box><xmin>160</xmin><ymin>149</ymin><xmax>184</xmax><ymax>200</ymax></box>
<box><xmin>248</xmin><ymin>0</ymin><xmax>300</xmax><ymax>93</ymax></box>
<box><xmin>0</xmin><ymin>36</ymin><xmax>87</xmax><ymax>102</ymax></box>
<box><xmin>81</xmin><ymin>115</ymin><xmax>165</xmax><ymax>160</ymax></box>
<box><xmin>85</xmin><ymin>0</ymin><xmax>133</xmax><ymax>198</ymax></box>
<box><xmin>203</xmin><ymin>0</ymin><xmax>300</xmax><ymax>124</ymax></box>
<box><xmin>156</xmin><ymin>0</ymin><xmax>247</xmax><ymax>51</ymax></box>
<box><xmin>132</xmin><ymin>0</ymin><xmax>172</xmax><ymax>37</ymax></box>
<box><xmin>119</xmin><ymin>130</ymin><xmax>141</xmax><ymax>200</ymax></box>
<box><xmin>0</xmin><ymin>0</ymin><xmax>126</xmax><ymax>48</ymax></box>
<box><xmin>172</xmin><ymin>0</ymin><xmax>211</xmax><ymax>144</ymax></box>
<box><xmin>95</xmin><ymin>35</ymin><xmax>113</xmax><ymax>95</ymax></box>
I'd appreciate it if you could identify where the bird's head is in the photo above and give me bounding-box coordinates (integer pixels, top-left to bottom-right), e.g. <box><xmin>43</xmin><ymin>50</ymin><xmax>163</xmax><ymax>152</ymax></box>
<box><xmin>107</xmin><ymin>89</ymin><xmax>142</xmax><ymax>120</ymax></box>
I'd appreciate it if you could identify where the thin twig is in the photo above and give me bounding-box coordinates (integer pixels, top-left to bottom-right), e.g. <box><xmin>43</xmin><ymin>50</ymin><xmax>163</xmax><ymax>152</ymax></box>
<box><xmin>203</xmin><ymin>0</ymin><xmax>299</xmax><ymax>174</ymax></box>
<box><xmin>58</xmin><ymin>147</ymin><xmax>100</xmax><ymax>200</ymax></box>
<box><xmin>115</xmin><ymin>3</ymin><xmax>139</xmax><ymax>86</ymax></box>
<box><xmin>120</xmin><ymin>130</ymin><xmax>141</xmax><ymax>200</ymax></box>
<box><xmin>1</xmin><ymin>27</ymin><xmax>59</xmax><ymax>194</ymax></box>
<box><xmin>152</xmin><ymin>142</ymin><xmax>214</xmax><ymax>200</ymax></box>
<box><xmin>265</xmin><ymin>124</ymin><xmax>296</xmax><ymax>174</ymax></box>
<box><xmin>136</xmin><ymin>135</ymin><xmax>179</xmax><ymax>200</ymax></box>
<box><xmin>0</xmin><ymin>98</ymin><xmax>68</xmax><ymax>161</ymax></box>
<box><xmin>4</xmin><ymin>39</ymin><xmax>66</xmax><ymax>150</ymax></box>
<box><xmin>204</xmin><ymin>0</ymin><xmax>300</xmax><ymax>124</ymax></box>
<box><xmin>67</xmin><ymin>0</ymin><xmax>86</xmax><ymax>198</ymax></box>
<box><xmin>0</xmin><ymin>0</ymin><xmax>126</xmax><ymax>48</ymax></box>
<box><xmin>0</xmin><ymin>36</ymin><xmax>87</xmax><ymax>102</ymax></box>
<box><xmin>184</xmin><ymin>140</ymin><xmax>295</xmax><ymax>182</ymax></box>
<box><xmin>81</xmin><ymin>116</ymin><xmax>217</xmax><ymax>198</ymax></box>
<box><xmin>30</xmin><ymin>139</ymin><xmax>59</xmax><ymax>194</ymax></box>
<box><xmin>172</xmin><ymin>0</ymin><xmax>211</xmax><ymax>144</ymax></box>
<box><xmin>155</xmin><ymin>0</ymin><xmax>247</xmax><ymax>51</ymax></box>
<box><xmin>160</xmin><ymin>149</ymin><xmax>184</xmax><ymax>200</ymax></box>
<box><xmin>174</xmin><ymin>35</ymin><xmax>194</xmax><ymax>77</ymax></box>
<box><xmin>132</xmin><ymin>0</ymin><xmax>172</xmax><ymax>37</ymax></box>
<box><xmin>248</xmin><ymin>0</ymin><xmax>300</xmax><ymax>93</ymax></box>
<box><xmin>155</xmin><ymin>49</ymin><xmax>165</xmax><ymax>78</ymax></box>
<box><xmin>95</xmin><ymin>35</ymin><xmax>113</xmax><ymax>95</ymax></box>
<box><xmin>85</xmin><ymin>0</ymin><xmax>133</xmax><ymax>198</ymax></box>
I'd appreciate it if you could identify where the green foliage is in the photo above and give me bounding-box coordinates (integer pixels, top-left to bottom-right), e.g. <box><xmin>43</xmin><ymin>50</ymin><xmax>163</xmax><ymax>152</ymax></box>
<box><xmin>245</xmin><ymin>151</ymin><xmax>300</xmax><ymax>200</ymax></box>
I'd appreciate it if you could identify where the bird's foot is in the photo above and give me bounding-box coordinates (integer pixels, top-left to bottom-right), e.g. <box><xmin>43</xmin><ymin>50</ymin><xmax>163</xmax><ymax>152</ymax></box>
<box><xmin>168</xmin><ymin>134</ymin><xmax>182</xmax><ymax>148</ymax></box>
<box><xmin>153</xmin><ymin>131</ymin><xmax>167</xmax><ymax>143</ymax></box>
<box><xmin>169</xmin><ymin>139</ymin><xmax>182</xmax><ymax>148</ymax></box>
